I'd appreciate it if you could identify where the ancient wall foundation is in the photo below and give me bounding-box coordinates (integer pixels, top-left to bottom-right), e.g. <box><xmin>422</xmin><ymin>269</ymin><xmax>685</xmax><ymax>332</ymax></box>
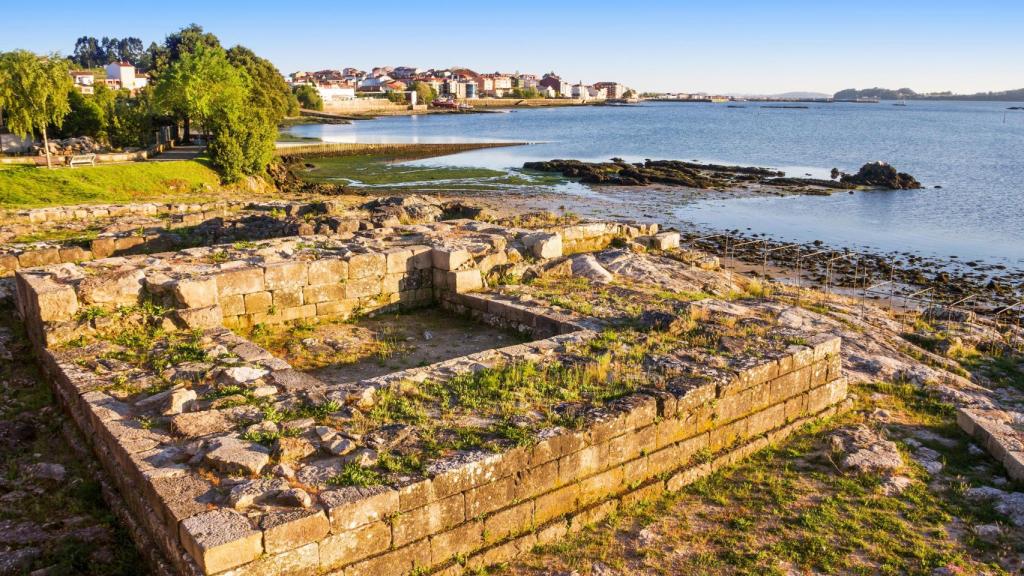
<box><xmin>15</xmin><ymin>218</ymin><xmax>848</xmax><ymax>575</ymax></box>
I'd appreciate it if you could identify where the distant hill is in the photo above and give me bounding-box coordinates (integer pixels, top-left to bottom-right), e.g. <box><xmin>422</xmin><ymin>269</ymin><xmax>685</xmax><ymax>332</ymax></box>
<box><xmin>769</xmin><ymin>91</ymin><xmax>832</xmax><ymax>99</ymax></box>
<box><xmin>834</xmin><ymin>87</ymin><xmax>1024</xmax><ymax>102</ymax></box>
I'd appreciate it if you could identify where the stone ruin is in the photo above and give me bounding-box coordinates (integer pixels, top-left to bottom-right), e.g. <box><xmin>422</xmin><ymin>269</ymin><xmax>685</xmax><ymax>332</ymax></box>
<box><xmin>14</xmin><ymin>214</ymin><xmax>849</xmax><ymax>575</ymax></box>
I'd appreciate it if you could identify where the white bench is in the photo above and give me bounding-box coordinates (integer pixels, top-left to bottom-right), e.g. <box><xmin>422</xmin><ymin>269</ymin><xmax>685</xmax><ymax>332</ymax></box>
<box><xmin>68</xmin><ymin>154</ymin><xmax>96</xmax><ymax>167</ymax></box>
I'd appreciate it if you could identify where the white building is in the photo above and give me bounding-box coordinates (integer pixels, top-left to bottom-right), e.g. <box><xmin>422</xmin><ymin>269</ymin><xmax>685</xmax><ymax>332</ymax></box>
<box><xmin>104</xmin><ymin>62</ymin><xmax>148</xmax><ymax>92</ymax></box>
<box><xmin>70</xmin><ymin>71</ymin><xmax>95</xmax><ymax>95</ymax></box>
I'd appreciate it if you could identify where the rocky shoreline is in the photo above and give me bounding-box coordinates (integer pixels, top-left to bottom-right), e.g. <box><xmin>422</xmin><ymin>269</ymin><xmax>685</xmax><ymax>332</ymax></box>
<box><xmin>523</xmin><ymin>158</ymin><xmax>922</xmax><ymax>193</ymax></box>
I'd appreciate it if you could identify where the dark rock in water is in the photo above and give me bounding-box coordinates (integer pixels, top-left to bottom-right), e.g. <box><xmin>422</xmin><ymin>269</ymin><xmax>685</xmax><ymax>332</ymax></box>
<box><xmin>523</xmin><ymin>159</ymin><xmax>788</xmax><ymax>190</ymax></box>
<box><xmin>840</xmin><ymin>161</ymin><xmax>921</xmax><ymax>190</ymax></box>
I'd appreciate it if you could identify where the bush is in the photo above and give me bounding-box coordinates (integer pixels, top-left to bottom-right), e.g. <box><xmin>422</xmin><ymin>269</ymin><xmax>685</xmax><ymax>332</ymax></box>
<box><xmin>293</xmin><ymin>85</ymin><xmax>323</xmax><ymax>111</ymax></box>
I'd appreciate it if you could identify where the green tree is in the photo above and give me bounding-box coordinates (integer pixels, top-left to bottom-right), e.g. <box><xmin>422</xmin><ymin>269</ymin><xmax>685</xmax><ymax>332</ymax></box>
<box><xmin>410</xmin><ymin>81</ymin><xmax>437</xmax><ymax>105</ymax></box>
<box><xmin>59</xmin><ymin>89</ymin><xmax>105</xmax><ymax>139</ymax></box>
<box><xmin>293</xmin><ymin>85</ymin><xmax>323</xmax><ymax>111</ymax></box>
<box><xmin>153</xmin><ymin>44</ymin><xmax>242</xmax><ymax>142</ymax></box>
<box><xmin>226</xmin><ymin>45</ymin><xmax>299</xmax><ymax>121</ymax></box>
<box><xmin>0</xmin><ymin>50</ymin><xmax>72</xmax><ymax>168</ymax></box>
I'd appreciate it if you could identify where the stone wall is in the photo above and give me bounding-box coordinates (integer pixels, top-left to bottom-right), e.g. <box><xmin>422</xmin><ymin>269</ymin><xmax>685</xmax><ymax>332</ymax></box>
<box><xmin>13</xmin><ymin>219</ymin><xmax>850</xmax><ymax>576</ymax></box>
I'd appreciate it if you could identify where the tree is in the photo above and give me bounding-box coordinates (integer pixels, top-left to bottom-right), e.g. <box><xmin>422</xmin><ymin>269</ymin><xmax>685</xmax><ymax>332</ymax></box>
<box><xmin>226</xmin><ymin>45</ymin><xmax>299</xmax><ymax>121</ymax></box>
<box><xmin>153</xmin><ymin>43</ymin><xmax>275</xmax><ymax>181</ymax></box>
<box><xmin>72</xmin><ymin>36</ymin><xmax>103</xmax><ymax>68</ymax></box>
<box><xmin>0</xmin><ymin>50</ymin><xmax>72</xmax><ymax>167</ymax></box>
<box><xmin>164</xmin><ymin>24</ymin><xmax>221</xmax><ymax>65</ymax></box>
<box><xmin>293</xmin><ymin>85</ymin><xmax>323</xmax><ymax>111</ymax></box>
<box><xmin>59</xmin><ymin>89</ymin><xmax>105</xmax><ymax>139</ymax></box>
<box><xmin>411</xmin><ymin>81</ymin><xmax>437</xmax><ymax>105</ymax></box>
<box><xmin>153</xmin><ymin>44</ymin><xmax>242</xmax><ymax>141</ymax></box>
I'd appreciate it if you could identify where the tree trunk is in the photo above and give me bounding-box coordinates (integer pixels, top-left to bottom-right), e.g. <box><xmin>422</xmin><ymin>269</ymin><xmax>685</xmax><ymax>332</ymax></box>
<box><xmin>42</xmin><ymin>127</ymin><xmax>52</xmax><ymax>169</ymax></box>
<box><xmin>183</xmin><ymin>117</ymin><xmax>191</xmax><ymax>143</ymax></box>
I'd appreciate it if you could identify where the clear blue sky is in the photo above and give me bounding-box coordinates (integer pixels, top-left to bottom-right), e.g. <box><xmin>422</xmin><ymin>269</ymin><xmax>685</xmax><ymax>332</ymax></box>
<box><xmin>3</xmin><ymin>0</ymin><xmax>1022</xmax><ymax>94</ymax></box>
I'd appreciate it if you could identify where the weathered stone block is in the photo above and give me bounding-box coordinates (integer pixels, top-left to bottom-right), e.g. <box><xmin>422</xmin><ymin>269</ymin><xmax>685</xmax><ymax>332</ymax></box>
<box><xmin>216</xmin><ymin>268</ymin><xmax>265</xmax><ymax>297</ymax></box>
<box><xmin>483</xmin><ymin>500</ymin><xmax>534</xmax><ymax>542</ymax></box>
<box><xmin>175</xmin><ymin>306</ymin><xmax>223</xmax><ymax>330</ymax></box>
<box><xmin>321</xmin><ymin>486</ymin><xmax>399</xmax><ymax>533</ymax></box>
<box><xmin>179</xmin><ymin>509</ymin><xmax>263</xmax><ymax>574</ymax></box>
<box><xmin>466</xmin><ymin>476</ymin><xmax>515</xmax><ymax>518</ymax></box>
<box><xmin>174</xmin><ymin>278</ymin><xmax>219</xmax><ymax>308</ymax></box>
<box><xmin>431</xmin><ymin>248</ymin><xmax>472</xmax><ymax>271</ymax></box>
<box><xmin>391</xmin><ymin>493</ymin><xmax>465</xmax><ymax>546</ymax></box>
<box><xmin>204</xmin><ymin>437</ymin><xmax>271</xmax><ymax>476</ymax></box>
<box><xmin>348</xmin><ymin>252</ymin><xmax>386</xmax><ymax>279</ymax></box>
<box><xmin>318</xmin><ymin>520</ymin><xmax>391</xmax><ymax>569</ymax></box>
<box><xmin>244</xmin><ymin>291</ymin><xmax>273</xmax><ymax>314</ymax></box>
<box><xmin>260</xmin><ymin>509</ymin><xmax>330</xmax><ymax>555</ymax></box>
<box><xmin>430</xmin><ymin>520</ymin><xmax>483</xmax><ymax>565</ymax></box>
<box><xmin>217</xmin><ymin>542</ymin><xmax>319</xmax><ymax>576</ymax></box>
<box><xmin>446</xmin><ymin>269</ymin><xmax>483</xmax><ymax>293</ymax></box>
<box><xmin>523</xmin><ymin>232</ymin><xmax>563</xmax><ymax>259</ymax></box>
<box><xmin>344</xmin><ymin>276</ymin><xmax>381</xmax><ymax>299</ymax></box>
<box><xmin>220</xmin><ymin>294</ymin><xmax>246</xmax><ymax>317</ymax></box>
<box><xmin>272</xmin><ymin>288</ymin><xmax>304</xmax><ymax>309</ymax></box>
<box><xmin>534</xmin><ymin>483</ymin><xmax>580</xmax><ymax>524</ymax></box>
<box><xmin>79</xmin><ymin>269</ymin><xmax>145</xmax><ymax>306</ymax></box>
<box><xmin>264</xmin><ymin>261</ymin><xmax>308</xmax><ymax>290</ymax></box>
<box><xmin>18</xmin><ymin>248</ymin><xmax>62</xmax><ymax>268</ymax></box>
<box><xmin>307</xmin><ymin>258</ymin><xmax>348</xmax><ymax>285</ymax></box>
<box><xmin>303</xmin><ymin>283</ymin><xmax>345</xmax><ymax>304</ymax></box>
<box><xmin>342</xmin><ymin>538</ymin><xmax>430</xmax><ymax>576</ymax></box>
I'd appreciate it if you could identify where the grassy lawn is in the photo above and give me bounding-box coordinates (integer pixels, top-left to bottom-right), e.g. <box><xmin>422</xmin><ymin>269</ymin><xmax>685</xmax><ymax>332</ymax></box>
<box><xmin>297</xmin><ymin>154</ymin><xmax>565</xmax><ymax>191</ymax></box>
<box><xmin>0</xmin><ymin>160</ymin><xmax>223</xmax><ymax>208</ymax></box>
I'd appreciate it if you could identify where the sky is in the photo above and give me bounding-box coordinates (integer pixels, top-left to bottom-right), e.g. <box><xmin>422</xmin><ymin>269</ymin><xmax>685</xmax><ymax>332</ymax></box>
<box><xmin>3</xmin><ymin>0</ymin><xmax>1022</xmax><ymax>95</ymax></box>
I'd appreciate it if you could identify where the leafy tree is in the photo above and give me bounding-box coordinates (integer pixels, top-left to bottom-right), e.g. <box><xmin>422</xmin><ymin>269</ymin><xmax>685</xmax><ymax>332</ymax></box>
<box><xmin>71</xmin><ymin>36</ymin><xmax>103</xmax><ymax>68</ymax></box>
<box><xmin>386</xmin><ymin>91</ymin><xmax>407</xmax><ymax>104</ymax></box>
<box><xmin>59</xmin><ymin>89</ymin><xmax>105</xmax><ymax>139</ymax></box>
<box><xmin>293</xmin><ymin>84</ymin><xmax>323</xmax><ymax>111</ymax></box>
<box><xmin>226</xmin><ymin>45</ymin><xmax>299</xmax><ymax>121</ymax></box>
<box><xmin>410</xmin><ymin>81</ymin><xmax>437</xmax><ymax>104</ymax></box>
<box><xmin>153</xmin><ymin>44</ymin><xmax>241</xmax><ymax>141</ymax></box>
<box><xmin>164</xmin><ymin>24</ymin><xmax>221</xmax><ymax>65</ymax></box>
<box><xmin>0</xmin><ymin>50</ymin><xmax>72</xmax><ymax>167</ymax></box>
<box><xmin>138</xmin><ymin>41</ymin><xmax>167</xmax><ymax>73</ymax></box>
<box><xmin>511</xmin><ymin>87</ymin><xmax>541</xmax><ymax>99</ymax></box>
<box><xmin>154</xmin><ymin>44</ymin><xmax>275</xmax><ymax>181</ymax></box>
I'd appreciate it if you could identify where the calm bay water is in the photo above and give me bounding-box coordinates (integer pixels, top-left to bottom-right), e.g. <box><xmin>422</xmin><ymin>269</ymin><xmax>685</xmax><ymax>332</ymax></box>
<box><xmin>288</xmin><ymin>101</ymin><xmax>1024</xmax><ymax>266</ymax></box>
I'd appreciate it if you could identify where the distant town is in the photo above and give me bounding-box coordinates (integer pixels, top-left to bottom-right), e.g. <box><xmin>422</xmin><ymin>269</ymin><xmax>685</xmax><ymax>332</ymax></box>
<box><xmin>283</xmin><ymin>65</ymin><xmax>638</xmax><ymax>107</ymax></box>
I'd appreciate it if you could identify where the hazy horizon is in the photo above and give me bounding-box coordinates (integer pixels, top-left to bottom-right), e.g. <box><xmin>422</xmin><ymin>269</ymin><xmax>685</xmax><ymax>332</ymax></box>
<box><xmin>3</xmin><ymin>0</ymin><xmax>1022</xmax><ymax>95</ymax></box>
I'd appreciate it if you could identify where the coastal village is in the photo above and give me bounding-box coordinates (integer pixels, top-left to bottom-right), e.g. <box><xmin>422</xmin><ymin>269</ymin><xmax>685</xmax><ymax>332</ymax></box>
<box><xmin>2</xmin><ymin>19</ymin><xmax>1024</xmax><ymax>576</ymax></box>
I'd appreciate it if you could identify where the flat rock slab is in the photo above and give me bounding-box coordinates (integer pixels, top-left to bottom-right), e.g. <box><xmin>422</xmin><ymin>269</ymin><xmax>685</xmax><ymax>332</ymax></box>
<box><xmin>205</xmin><ymin>437</ymin><xmax>271</xmax><ymax>476</ymax></box>
<box><xmin>180</xmin><ymin>509</ymin><xmax>263</xmax><ymax>574</ymax></box>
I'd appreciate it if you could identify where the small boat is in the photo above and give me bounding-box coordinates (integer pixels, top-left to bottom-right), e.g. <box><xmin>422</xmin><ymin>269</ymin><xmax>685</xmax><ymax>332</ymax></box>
<box><xmin>893</xmin><ymin>98</ymin><xmax>907</xmax><ymax>107</ymax></box>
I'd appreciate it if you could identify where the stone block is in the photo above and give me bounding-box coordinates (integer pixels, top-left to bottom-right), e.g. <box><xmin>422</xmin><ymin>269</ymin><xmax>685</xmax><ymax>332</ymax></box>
<box><xmin>179</xmin><ymin>509</ymin><xmax>263</xmax><ymax>574</ymax></box>
<box><xmin>216</xmin><ymin>268</ymin><xmax>265</xmax><ymax>297</ymax></box>
<box><xmin>320</xmin><ymin>486</ymin><xmax>399</xmax><ymax>532</ymax></box>
<box><xmin>272</xmin><ymin>288</ymin><xmax>304</xmax><ymax>309</ymax></box>
<box><xmin>316</xmin><ymin>299</ymin><xmax>358</xmax><ymax>318</ymax></box>
<box><xmin>175</xmin><ymin>306</ymin><xmax>223</xmax><ymax>330</ymax></box>
<box><xmin>260</xmin><ymin>509</ymin><xmax>330</xmax><ymax>554</ymax></box>
<box><xmin>303</xmin><ymin>283</ymin><xmax>345</xmax><ymax>304</ymax></box>
<box><xmin>318</xmin><ymin>520</ymin><xmax>391</xmax><ymax>569</ymax></box>
<box><xmin>446</xmin><ymin>269</ymin><xmax>483</xmax><ymax>294</ymax></box>
<box><xmin>217</xmin><ymin>542</ymin><xmax>319</xmax><ymax>576</ymax></box>
<box><xmin>174</xmin><ymin>278</ymin><xmax>219</xmax><ymax>308</ymax></box>
<box><xmin>264</xmin><ymin>261</ymin><xmax>308</xmax><ymax>290</ymax></box>
<box><xmin>244</xmin><ymin>291</ymin><xmax>273</xmax><ymax>314</ymax></box>
<box><xmin>348</xmin><ymin>252</ymin><xmax>386</xmax><ymax>279</ymax></box>
<box><xmin>307</xmin><ymin>258</ymin><xmax>348</xmax><ymax>285</ymax></box>
<box><xmin>220</xmin><ymin>294</ymin><xmax>246</xmax><ymax>317</ymax></box>
<box><xmin>18</xmin><ymin>248</ymin><xmax>61</xmax><ymax>268</ymax></box>
<box><xmin>534</xmin><ymin>483</ymin><xmax>580</xmax><ymax>524</ymax></box>
<box><xmin>514</xmin><ymin>459</ymin><xmax>558</xmax><ymax>500</ymax></box>
<box><xmin>569</xmin><ymin>499</ymin><xmax>618</xmax><ymax>533</ymax></box>
<box><xmin>344</xmin><ymin>276</ymin><xmax>381</xmax><ymax>299</ymax></box>
<box><xmin>466</xmin><ymin>476</ymin><xmax>516</xmax><ymax>518</ymax></box>
<box><xmin>430</xmin><ymin>520</ymin><xmax>483</xmax><ymax>565</ymax></box>
<box><xmin>78</xmin><ymin>269</ymin><xmax>145</xmax><ymax>306</ymax></box>
<box><xmin>523</xmin><ymin>232</ymin><xmax>563</xmax><ymax>259</ymax></box>
<box><xmin>58</xmin><ymin>246</ymin><xmax>91</xmax><ymax>263</ymax></box>
<box><xmin>483</xmin><ymin>500</ymin><xmax>534</xmax><ymax>542</ymax></box>
<box><xmin>558</xmin><ymin>443</ymin><xmax>608</xmax><ymax>484</ymax></box>
<box><xmin>391</xmin><ymin>493</ymin><xmax>465</xmax><ymax>546</ymax></box>
<box><xmin>341</xmin><ymin>538</ymin><xmax>430</xmax><ymax>576</ymax></box>
<box><xmin>578</xmin><ymin>466</ymin><xmax>624</xmax><ymax>506</ymax></box>
<box><xmin>432</xmin><ymin>248</ymin><xmax>472</xmax><ymax>271</ymax></box>
<box><xmin>204</xmin><ymin>437</ymin><xmax>271</xmax><ymax>476</ymax></box>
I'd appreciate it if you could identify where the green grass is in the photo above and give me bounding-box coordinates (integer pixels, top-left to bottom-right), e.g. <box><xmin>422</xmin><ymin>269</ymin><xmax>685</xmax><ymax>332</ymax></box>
<box><xmin>0</xmin><ymin>160</ymin><xmax>223</xmax><ymax>208</ymax></box>
<box><xmin>296</xmin><ymin>154</ymin><xmax>565</xmax><ymax>191</ymax></box>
